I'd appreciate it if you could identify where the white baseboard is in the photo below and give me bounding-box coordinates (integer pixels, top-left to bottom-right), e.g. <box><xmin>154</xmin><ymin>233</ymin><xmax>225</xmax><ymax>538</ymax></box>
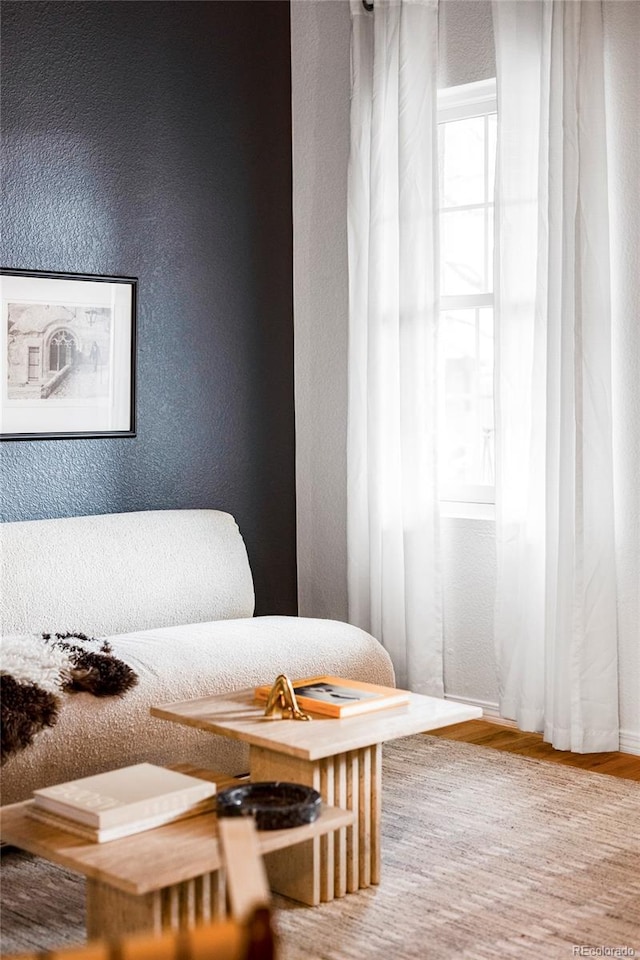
<box><xmin>443</xmin><ymin>694</ymin><xmax>516</xmax><ymax>724</ymax></box>
<box><xmin>444</xmin><ymin>694</ymin><xmax>640</xmax><ymax>754</ymax></box>
<box><xmin>444</xmin><ymin>693</ymin><xmax>498</xmax><ymax>712</ymax></box>
<box><xmin>620</xmin><ymin>730</ymin><xmax>640</xmax><ymax>756</ymax></box>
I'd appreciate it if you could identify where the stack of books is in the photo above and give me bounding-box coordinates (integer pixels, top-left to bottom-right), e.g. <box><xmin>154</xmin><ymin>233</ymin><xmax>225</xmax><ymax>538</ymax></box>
<box><xmin>28</xmin><ymin>763</ymin><xmax>217</xmax><ymax>843</ymax></box>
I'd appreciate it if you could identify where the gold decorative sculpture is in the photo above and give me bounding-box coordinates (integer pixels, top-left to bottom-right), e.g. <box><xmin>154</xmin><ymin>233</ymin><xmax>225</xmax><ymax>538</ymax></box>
<box><xmin>263</xmin><ymin>674</ymin><xmax>312</xmax><ymax>721</ymax></box>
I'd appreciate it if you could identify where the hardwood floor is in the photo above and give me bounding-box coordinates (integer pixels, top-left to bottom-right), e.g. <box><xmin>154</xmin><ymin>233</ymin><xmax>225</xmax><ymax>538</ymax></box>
<box><xmin>431</xmin><ymin>719</ymin><xmax>640</xmax><ymax>781</ymax></box>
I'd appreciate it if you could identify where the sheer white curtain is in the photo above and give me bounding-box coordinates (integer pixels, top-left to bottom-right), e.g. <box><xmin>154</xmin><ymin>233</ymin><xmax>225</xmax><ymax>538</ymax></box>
<box><xmin>347</xmin><ymin>0</ymin><xmax>442</xmax><ymax>695</ymax></box>
<box><xmin>493</xmin><ymin>0</ymin><xmax>619</xmax><ymax>751</ymax></box>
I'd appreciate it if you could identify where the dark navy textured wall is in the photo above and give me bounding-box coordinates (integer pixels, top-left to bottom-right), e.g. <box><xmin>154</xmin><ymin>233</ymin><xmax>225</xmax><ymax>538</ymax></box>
<box><xmin>0</xmin><ymin>1</ymin><xmax>297</xmax><ymax>615</ymax></box>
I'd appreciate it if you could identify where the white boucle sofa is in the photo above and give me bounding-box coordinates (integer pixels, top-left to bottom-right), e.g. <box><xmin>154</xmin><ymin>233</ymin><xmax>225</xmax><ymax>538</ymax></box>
<box><xmin>0</xmin><ymin>509</ymin><xmax>394</xmax><ymax>804</ymax></box>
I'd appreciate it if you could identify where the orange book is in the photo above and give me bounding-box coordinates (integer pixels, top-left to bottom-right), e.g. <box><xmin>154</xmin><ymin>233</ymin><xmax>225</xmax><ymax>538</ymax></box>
<box><xmin>254</xmin><ymin>675</ymin><xmax>410</xmax><ymax>719</ymax></box>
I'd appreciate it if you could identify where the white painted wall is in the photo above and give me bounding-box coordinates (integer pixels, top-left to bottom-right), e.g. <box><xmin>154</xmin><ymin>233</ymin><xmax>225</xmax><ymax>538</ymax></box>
<box><xmin>438</xmin><ymin>0</ymin><xmax>495</xmax><ymax>87</ymax></box>
<box><xmin>291</xmin><ymin>0</ymin><xmax>351</xmax><ymax>623</ymax></box>
<box><xmin>291</xmin><ymin>0</ymin><xmax>639</xmax><ymax>748</ymax></box>
<box><xmin>441</xmin><ymin>517</ymin><xmax>497</xmax><ymax>709</ymax></box>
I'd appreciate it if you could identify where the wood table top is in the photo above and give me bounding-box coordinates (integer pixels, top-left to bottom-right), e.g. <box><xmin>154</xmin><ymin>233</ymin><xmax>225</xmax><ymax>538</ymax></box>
<box><xmin>151</xmin><ymin>689</ymin><xmax>483</xmax><ymax>761</ymax></box>
<box><xmin>0</xmin><ymin>800</ymin><xmax>354</xmax><ymax>896</ymax></box>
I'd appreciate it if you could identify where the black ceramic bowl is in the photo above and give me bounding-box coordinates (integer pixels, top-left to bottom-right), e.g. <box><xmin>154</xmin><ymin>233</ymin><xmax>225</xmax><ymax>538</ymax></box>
<box><xmin>216</xmin><ymin>781</ymin><xmax>322</xmax><ymax>830</ymax></box>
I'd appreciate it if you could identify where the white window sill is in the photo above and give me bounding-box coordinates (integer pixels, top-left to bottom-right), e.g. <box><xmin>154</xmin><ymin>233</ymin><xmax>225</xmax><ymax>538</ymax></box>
<box><xmin>439</xmin><ymin>501</ymin><xmax>495</xmax><ymax>521</ymax></box>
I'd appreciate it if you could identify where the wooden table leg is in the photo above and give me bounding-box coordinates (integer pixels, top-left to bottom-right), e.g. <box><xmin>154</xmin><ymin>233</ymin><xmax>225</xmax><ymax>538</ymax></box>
<box><xmin>249</xmin><ymin>748</ymin><xmax>321</xmax><ymax>906</ymax></box>
<box><xmin>86</xmin><ymin>871</ymin><xmax>226</xmax><ymax>939</ymax></box>
<box><xmin>249</xmin><ymin>742</ymin><xmax>382</xmax><ymax>906</ymax></box>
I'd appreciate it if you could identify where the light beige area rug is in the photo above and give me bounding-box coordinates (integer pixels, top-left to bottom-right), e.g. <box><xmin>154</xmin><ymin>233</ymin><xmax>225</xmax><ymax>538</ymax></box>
<box><xmin>1</xmin><ymin>736</ymin><xmax>639</xmax><ymax>959</ymax></box>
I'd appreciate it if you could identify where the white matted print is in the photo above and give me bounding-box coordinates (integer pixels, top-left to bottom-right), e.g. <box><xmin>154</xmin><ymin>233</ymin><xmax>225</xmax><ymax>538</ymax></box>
<box><xmin>1</xmin><ymin>270</ymin><xmax>136</xmax><ymax>439</ymax></box>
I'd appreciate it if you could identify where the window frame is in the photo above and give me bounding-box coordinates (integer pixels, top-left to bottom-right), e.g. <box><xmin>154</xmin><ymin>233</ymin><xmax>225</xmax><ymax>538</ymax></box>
<box><xmin>437</xmin><ymin>78</ymin><xmax>497</xmax><ymax>511</ymax></box>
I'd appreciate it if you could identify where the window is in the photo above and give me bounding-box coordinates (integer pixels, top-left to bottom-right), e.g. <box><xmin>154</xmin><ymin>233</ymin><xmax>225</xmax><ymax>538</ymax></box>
<box><xmin>437</xmin><ymin>79</ymin><xmax>496</xmax><ymax>507</ymax></box>
<box><xmin>49</xmin><ymin>330</ymin><xmax>76</xmax><ymax>372</ymax></box>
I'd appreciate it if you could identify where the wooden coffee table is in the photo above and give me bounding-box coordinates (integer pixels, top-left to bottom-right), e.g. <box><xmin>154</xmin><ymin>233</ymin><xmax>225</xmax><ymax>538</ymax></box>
<box><xmin>0</xmin><ymin>767</ymin><xmax>353</xmax><ymax>938</ymax></box>
<box><xmin>151</xmin><ymin>690</ymin><xmax>482</xmax><ymax>905</ymax></box>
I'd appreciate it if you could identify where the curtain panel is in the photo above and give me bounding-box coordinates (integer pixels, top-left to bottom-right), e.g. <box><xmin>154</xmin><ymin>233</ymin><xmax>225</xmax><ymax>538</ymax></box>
<box><xmin>492</xmin><ymin>0</ymin><xmax>619</xmax><ymax>751</ymax></box>
<box><xmin>347</xmin><ymin>0</ymin><xmax>443</xmax><ymax>695</ymax></box>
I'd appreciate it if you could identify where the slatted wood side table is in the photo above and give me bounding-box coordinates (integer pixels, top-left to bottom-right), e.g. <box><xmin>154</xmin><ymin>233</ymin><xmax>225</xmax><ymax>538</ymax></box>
<box><xmin>151</xmin><ymin>689</ymin><xmax>482</xmax><ymax>906</ymax></box>
<box><xmin>0</xmin><ymin>767</ymin><xmax>353</xmax><ymax>938</ymax></box>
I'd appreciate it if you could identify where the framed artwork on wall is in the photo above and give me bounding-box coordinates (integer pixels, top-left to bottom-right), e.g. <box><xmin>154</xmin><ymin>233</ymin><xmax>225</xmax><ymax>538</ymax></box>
<box><xmin>0</xmin><ymin>269</ymin><xmax>137</xmax><ymax>440</ymax></box>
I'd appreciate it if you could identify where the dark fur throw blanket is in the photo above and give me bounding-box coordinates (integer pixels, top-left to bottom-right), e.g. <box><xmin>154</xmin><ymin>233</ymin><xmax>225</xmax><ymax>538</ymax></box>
<box><xmin>0</xmin><ymin>632</ymin><xmax>138</xmax><ymax>764</ymax></box>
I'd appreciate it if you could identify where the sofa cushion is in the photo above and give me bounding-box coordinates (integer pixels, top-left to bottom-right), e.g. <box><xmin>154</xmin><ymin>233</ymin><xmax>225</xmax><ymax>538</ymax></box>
<box><xmin>0</xmin><ymin>617</ymin><xmax>394</xmax><ymax>804</ymax></box>
<box><xmin>0</xmin><ymin>510</ymin><xmax>255</xmax><ymax>637</ymax></box>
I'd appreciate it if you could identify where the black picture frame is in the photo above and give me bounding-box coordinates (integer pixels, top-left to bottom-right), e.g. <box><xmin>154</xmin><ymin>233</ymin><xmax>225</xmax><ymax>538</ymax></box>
<box><xmin>1</xmin><ymin>268</ymin><xmax>137</xmax><ymax>440</ymax></box>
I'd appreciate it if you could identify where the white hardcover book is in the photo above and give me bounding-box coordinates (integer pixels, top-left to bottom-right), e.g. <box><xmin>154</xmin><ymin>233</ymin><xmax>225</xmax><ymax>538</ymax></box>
<box><xmin>27</xmin><ymin>796</ymin><xmax>215</xmax><ymax>843</ymax></box>
<box><xmin>33</xmin><ymin>763</ymin><xmax>217</xmax><ymax>828</ymax></box>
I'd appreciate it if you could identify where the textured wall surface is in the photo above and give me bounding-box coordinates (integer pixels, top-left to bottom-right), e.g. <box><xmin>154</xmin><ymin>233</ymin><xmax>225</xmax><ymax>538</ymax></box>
<box><xmin>441</xmin><ymin>518</ymin><xmax>498</xmax><ymax>706</ymax></box>
<box><xmin>438</xmin><ymin>0</ymin><xmax>495</xmax><ymax>88</ymax></box>
<box><xmin>291</xmin><ymin>0</ymin><xmax>351</xmax><ymax>622</ymax></box>
<box><xmin>0</xmin><ymin>1</ymin><xmax>297</xmax><ymax>616</ymax></box>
